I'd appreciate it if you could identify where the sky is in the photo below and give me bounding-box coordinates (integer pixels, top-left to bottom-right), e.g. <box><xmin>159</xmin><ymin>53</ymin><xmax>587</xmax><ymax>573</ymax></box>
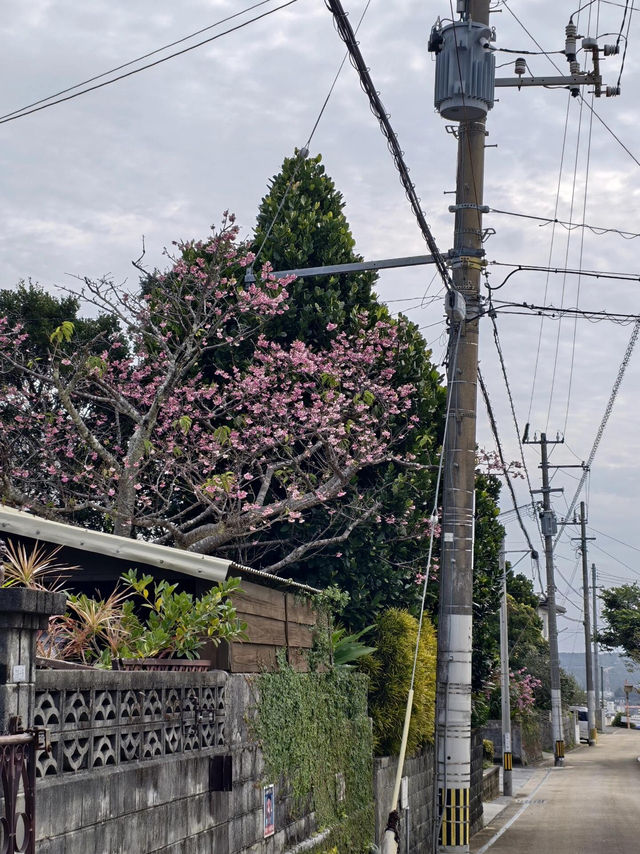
<box><xmin>1</xmin><ymin>0</ymin><xmax>639</xmax><ymax>651</ymax></box>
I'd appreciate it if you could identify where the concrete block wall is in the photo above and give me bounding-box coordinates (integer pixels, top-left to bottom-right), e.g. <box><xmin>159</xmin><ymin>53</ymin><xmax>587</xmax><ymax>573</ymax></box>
<box><xmin>33</xmin><ymin>673</ymin><xmax>327</xmax><ymax>854</ymax></box>
<box><xmin>373</xmin><ymin>746</ymin><xmax>435</xmax><ymax>854</ymax></box>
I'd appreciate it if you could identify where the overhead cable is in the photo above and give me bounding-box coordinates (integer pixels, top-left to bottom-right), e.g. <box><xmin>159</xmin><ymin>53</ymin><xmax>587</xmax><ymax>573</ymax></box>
<box><xmin>502</xmin><ymin>0</ymin><xmax>640</xmax><ymax>170</ymax></box>
<box><xmin>252</xmin><ymin>0</ymin><xmax>372</xmax><ymax>269</ymax></box>
<box><xmin>490</xmin><ymin>207</ymin><xmax>640</xmax><ymax>240</ymax></box>
<box><xmin>553</xmin><ymin>319</ymin><xmax>640</xmax><ymax>550</ymax></box>
<box><xmin>0</xmin><ymin>0</ymin><xmax>300</xmax><ymax>125</ymax></box>
<box><xmin>489</xmin><ymin>313</ymin><xmax>545</xmax><ymax>557</ymax></box>
<box><xmin>323</xmin><ymin>0</ymin><xmax>452</xmax><ymax>291</ymax></box>
<box><xmin>477</xmin><ymin>366</ymin><xmax>538</xmax><ymax>558</ymax></box>
<box><xmin>491</xmin><ymin>300</ymin><xmax>640</xmax><ymax>324</ymax></box>
<box><xmin>489</xmin><ymin>262</ymin><xmax>640</xmax><ymax>290</ymax></box>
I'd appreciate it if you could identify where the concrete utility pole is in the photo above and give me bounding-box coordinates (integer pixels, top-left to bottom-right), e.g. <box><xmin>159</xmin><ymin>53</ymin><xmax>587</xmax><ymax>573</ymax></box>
<box><xmin>526</xmin><ymin>432</ymin><xmax>565</xmax><ymax>765</ymax></box>
<box><xmin>499</xmin><ymin>541</ymin><xmax>513</xmax><ymax>796</ymax></box>
<box><xmin>426</xmin><ymin>4</ymin><xmax>620</xmax><ymax>849</ymax></box>
<box><xmin>579</xmin><ymin>502</ymin><xmax>597</xmax><ymax>744</ymax></box>
<box><xmin>592</xmin><ymin>563</ymin><xmax>601</xmax><ymax>729</ymax></box>
<box><xmin>430</xmin><ymin>0</ymin><xmax>492</xmax><ymax>849</ymax></box>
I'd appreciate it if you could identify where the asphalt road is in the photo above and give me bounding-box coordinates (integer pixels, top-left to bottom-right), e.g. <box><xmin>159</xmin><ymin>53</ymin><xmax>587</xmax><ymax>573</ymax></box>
<box><xmin>471</xmin><ymin>728</ymin><xmax>640</xmax><ymax>854</ymax></box>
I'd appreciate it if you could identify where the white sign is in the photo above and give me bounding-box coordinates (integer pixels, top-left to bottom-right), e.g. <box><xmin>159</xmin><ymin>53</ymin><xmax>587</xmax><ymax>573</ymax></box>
<box><xmin>12</xmin><ymin>665</ymin><xmax>26</xmax><ymax>683</ymax></box>
<box><xmin>504</xmin><ymin>733</ymin><xmax>511</xmax><ymax>754</ymax></box>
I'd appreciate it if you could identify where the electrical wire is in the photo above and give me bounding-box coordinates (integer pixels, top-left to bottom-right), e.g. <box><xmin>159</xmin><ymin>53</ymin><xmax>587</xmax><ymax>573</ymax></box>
<box><xmin>489</xmin><ymin>312</ymin><xmax>545</xmax><ymax>568</ymax></box>
<box><xmin>477</xmin><ymin>366</ymin><xmax>538</xmax><ymax>558</ymax></box>
<box><xmin>554</xmin><ymin>319</ymin><xmax>640</xmax><ymax>550</ymax></box>
<box><xmin>0</xmin><ymin>0</ymin><xmax>279</xmax><ymax>122</ymax></box>
<box><xmin>490</xmin><ymin>301</ymin><xmax>640</xmax><ymax>324</ymax></box>
<box><xmin>615</xmin><ymin>1</ymin><xmax>634</xmax><ymax>87</ymax></box>
<box><xmin>0</xmin><ymin>0</ymin><xmax>300</xmax><ymax>126</ymax></box>
<box><xmin>489</xmin><ymin>262</ymin><xmax>640</xmax><ymax>288</ymax></box>
<box><xmin>502</xmin><ymin>0</ymin><xmax>640</xmax><ymax>169</ymax></box>
<box><xmin>489</xmin><ymin>208</ymin><xmax>640</xmax><ymax>240</ymax></box>
<box><xmin>252</xmin><ymin>0</ymin><xmax>372</xmax><ymax>269</ymax></box>
<box><xmin>323</xmin><ymin>0</ymin><xmax>452</xmax><ymax>291</ymax></box>
<box><xmin>588</xmin><ymin>525</ymin><xmax>640</xmax><ymax>553</ymax></box>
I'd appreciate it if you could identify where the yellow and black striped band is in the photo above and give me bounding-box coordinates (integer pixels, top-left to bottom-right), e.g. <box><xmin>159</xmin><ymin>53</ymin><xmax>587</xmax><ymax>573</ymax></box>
<box><xmin>555</xmin><ymin>740</ymin><xmax>565</xmax><ymax>758</ymax></box>
<box><xmin>439</xmin><ymin>787</ymin><xmax>470</xmax><ymax>847</ymax></box>
<box><xmin>503</xmin><ymin>751</ymin><xmax>513</xmax><ymax>771</ymax></box>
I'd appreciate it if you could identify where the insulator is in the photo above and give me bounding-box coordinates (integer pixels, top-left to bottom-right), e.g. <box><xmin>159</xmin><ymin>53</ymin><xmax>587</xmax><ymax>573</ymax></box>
<box><xmin>565</xmin><ymin>21</ymin><xmax>578</xmax><ymax>60</ymax></box>
<box><xmin>582</xmin><ymin>37</ymin><xmax>597</xmax><ymax>51</ymax></box>
<box><xmin>514</xmin><ymin>57</ymin><xmax>526</xmax><ymax>76</ymax></box>
<box><xmin>606</xmin><ymin>85</ymin><xmax>621</xmax><ymax>97</ymax></box>
<box><xmin>569</xmin><ymin>60</ymin><xmax>581</xmax><ymax>75</ymax></box>
<box><xmin>604</xmin><ymin>43</ymin><xmax>620</xmax><ymax>56</ymax></box>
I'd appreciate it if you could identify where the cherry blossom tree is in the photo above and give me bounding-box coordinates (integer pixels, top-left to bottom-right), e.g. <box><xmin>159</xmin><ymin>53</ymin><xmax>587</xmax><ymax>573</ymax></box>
<box><xmin>0</xmin><ymin>216</ymin><xmax>425</xmax><ymax>571</ymax></box>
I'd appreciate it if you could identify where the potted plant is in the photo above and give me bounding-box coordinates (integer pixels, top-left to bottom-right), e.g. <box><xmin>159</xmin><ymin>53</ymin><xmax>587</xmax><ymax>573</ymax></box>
<box><xmin>110</xmin><ymin>570</ymin><xmax>247</xmax><ymax>671</ymax></box>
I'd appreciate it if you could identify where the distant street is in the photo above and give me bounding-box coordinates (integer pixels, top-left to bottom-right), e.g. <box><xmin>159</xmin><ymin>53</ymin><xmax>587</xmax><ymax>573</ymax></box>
<box><xmin>472</xmin><ymin>729</ymin><xmax>640</xmax><ymax>853</ymax></box>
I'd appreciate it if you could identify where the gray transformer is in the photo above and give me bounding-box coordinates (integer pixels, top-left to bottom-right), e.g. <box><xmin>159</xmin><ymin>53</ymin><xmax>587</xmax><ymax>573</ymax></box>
<box><xmin>432</xmin><ymin>20</ymin><xmax>495</xmax><ymax>122</ymax></box>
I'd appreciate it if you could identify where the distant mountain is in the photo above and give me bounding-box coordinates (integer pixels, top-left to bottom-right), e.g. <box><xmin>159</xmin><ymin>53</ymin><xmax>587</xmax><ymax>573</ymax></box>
<box><xmin>560</xmin><ymin>651</ymin><xmax>640</xmax><ymax>699</ymax></box>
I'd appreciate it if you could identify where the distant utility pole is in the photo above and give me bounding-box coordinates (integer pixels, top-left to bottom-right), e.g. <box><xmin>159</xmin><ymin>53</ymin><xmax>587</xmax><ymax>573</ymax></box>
<box><xmin>525</xmin><ymin>432</ymin><xmax>565</xmax><ymax>765</ymax></box>
<box><xmin>592</xmin><ymin>563</ymin><xmax>601</xmax><ymax>728</ymax></box>
<box><xmin>499</xmin><ymin>540</ymin><xmax>513</xmax><ymax>796</ymax></box>
<box><xmin>578</xmin><ymin>502</ymin><xmax>596</xmax><ymax>744</ymax></box>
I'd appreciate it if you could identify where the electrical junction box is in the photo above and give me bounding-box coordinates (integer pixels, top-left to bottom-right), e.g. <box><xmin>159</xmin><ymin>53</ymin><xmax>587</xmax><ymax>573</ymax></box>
<box><xmin>431</xmin><ymin>20</ymin><xmax>495</xmax><ymax>121</ymax></box>
<box><xmin>445</xmin><ymin>289</ymin><xmax>466</xmax><ymax>322</ymax></box>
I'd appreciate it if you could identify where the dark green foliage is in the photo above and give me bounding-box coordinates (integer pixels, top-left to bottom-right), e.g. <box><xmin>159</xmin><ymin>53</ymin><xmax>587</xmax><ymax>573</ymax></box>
<box><xmin>471</xmin><ymin>472</ymin><xmax>506</xmax><ymax>697</ymax></box>
<box><xmin>254</xmin><ymin>661</ymin><xmax>373</xmax><ymax>853</ymax></box>
<box><xmin>0</xmin><ymin>281</ymin><xmax>121</xmax><ymax>357</ymax></box>
<box><xmin>253</xmin><ymin>152</ymin><xmax>377</xmax><ymax>349</ymax></box>
<box><xmin>360</xmin><ymin>608</ymin><xmax>436</xmax><ymax>756</ymax></box>
<box><xmin>598</xmin><ymin>583</ymin><xmax>640</xmax><ymax>663</ymax></box>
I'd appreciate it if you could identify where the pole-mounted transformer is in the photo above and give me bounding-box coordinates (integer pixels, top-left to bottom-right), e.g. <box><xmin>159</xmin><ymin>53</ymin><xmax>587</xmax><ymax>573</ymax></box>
<box><xmin>429</xmin><ymin>20</ymin><xmax>496</xmax><ymax>121</ymax></box>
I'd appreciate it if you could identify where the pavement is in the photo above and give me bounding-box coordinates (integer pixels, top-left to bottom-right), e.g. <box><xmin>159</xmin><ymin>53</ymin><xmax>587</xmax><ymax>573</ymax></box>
<box><xmin>471</xmin><ymin>728</ymin><xmax>640</xmax><ymax>853</ymax></box>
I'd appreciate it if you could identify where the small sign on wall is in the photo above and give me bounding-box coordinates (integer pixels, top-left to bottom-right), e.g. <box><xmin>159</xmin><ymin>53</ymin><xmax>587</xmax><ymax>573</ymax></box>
<box><xmin>263</xmin><ymin>784</ymin><xmax>275</xmax><ymax>838</ymax></box>
<box><xmin>12</xmin><ymin>665</ymin><xmax>26</xmax><ymax>683</ymax></box>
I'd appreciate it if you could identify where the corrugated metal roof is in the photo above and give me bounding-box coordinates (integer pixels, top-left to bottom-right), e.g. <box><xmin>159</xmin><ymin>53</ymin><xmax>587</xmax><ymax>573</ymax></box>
<box><xmin>0</xmin><ymin>505</ymin><xmax>321</xmax><ymax>593</ymax></box>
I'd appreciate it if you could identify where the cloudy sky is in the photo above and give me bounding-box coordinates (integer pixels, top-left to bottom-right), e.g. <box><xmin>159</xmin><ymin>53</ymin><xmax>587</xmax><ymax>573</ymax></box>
<box><xmin>1</xmin><ymin>0</ymin><xmax>639</xmax><ymax>650</ymax></box>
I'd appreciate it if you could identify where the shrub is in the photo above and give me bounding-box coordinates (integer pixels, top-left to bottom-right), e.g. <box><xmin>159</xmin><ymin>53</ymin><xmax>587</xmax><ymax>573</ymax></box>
<box><xmin>483</xmin><ymin>738</ymin><xmax>495</xmax><ymax>763</ymax></box>
<box><xmin>360</xmin><ymin>608</ymin><xmax>436</xmax><ymax>756</ymax></box>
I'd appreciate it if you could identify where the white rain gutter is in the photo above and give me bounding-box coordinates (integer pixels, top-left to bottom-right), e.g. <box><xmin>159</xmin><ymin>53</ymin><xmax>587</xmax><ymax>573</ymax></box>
<box><xmin>0</xmin><ymin>505</ymin><xmax>231</xmax><ymax>584</ymax></box>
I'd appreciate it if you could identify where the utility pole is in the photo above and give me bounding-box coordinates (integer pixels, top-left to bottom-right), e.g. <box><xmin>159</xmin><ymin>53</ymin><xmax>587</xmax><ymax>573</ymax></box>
<box><xmin>525</xmin><ymin>432</ymin><xmax>565</xmax><ymax>765</ymax></box>
<box><xmin>592</xmin><ymin>563</ymin><xmax>601</xmax><ymax>730</ymax></box>
<box><xmin>499</xmin><ymin>540</ymin><xmax>513</xmax><ymax>796</ymax></box>
<box><xmin>579</xmin><ymin>502</ymin><xmax>596</xmax><ymax>744</ymax></box>
<box><xmin>426</xmin><ymin>5</ymin><xmax>621</xmax><ymax>849</ymax></box>
<box><xmin>430</xmin><ymin>1</ymin><xmax>492</xmax><ymax>850</ymax></box>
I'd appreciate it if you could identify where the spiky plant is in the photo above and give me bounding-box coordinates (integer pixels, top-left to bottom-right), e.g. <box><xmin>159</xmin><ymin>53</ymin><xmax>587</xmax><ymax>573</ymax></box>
<box><xmin>0</xmin><ymin>538</ymin><xmax>77</xmax><ymax>590</ymax></box>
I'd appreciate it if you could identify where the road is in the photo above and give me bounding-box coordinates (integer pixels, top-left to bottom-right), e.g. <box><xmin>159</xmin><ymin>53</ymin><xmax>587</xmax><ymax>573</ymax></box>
<box><xmin>472</xmin><ymin>728</ymin><xmax>640</xmax><ymax>853</ymax></box>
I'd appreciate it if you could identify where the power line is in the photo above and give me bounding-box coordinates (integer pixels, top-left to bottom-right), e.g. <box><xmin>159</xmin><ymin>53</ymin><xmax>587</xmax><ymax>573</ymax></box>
<box><xmin>553</xmin><ymin>319</ymin><xmax>640</xmax><ymax>550</ymax></box>
<box><xmin>323</xmin><ymin>0</ymin><xmax>452</xmax><ymax>292</ymax></box>
<box><xmin>489</xmin><ymin>207</ymin><xmax>640</xmax><ymax>240</ymax></box>
<box><xmin>588</xmin><ymin>524</ymin><xmax>640</xmax><ymax>554</ymax></box>
<box><xmin>253</xmin><ymin>0</ymin><xmax>372</xmax><ymax>269</ymax></box>
<box><xmin>0</xmin><ymin>0</ymin><xmax>280</xmax><ymax>122</ymax></box>
<box><xmin>477</xmin><ymin>366</ymin><xmax>538</xmax><ymax>557</ymax></box>
<box><xmin>502</xmin><ymin>0</ymin><xmax>640</xmax><ymax>170</ymax></box>
<box><xmin>489</xmin><ymin>262</ymin><xmax>640</xmax><ymax>289</ymax></box>
<box><xmin>489</xmin><ymin>312</ymin><xmax>545</xmax><ymax>561</ymax></box>
<box><xmin>491</xmin><ymin>300</ymin><xmax>640</xmax><ymax>324</ymax></box>
<box><xmin>0</xmin><ymin>0</ymin><xmax>300</xmax><ymax>125</ymax></box>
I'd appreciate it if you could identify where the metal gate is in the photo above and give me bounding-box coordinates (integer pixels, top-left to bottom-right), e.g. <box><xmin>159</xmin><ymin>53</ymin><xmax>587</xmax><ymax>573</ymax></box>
<box><xmin>0</xmin><ymin>730</ymin><xmax>36</xmax><ymax>854</ymax></box>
